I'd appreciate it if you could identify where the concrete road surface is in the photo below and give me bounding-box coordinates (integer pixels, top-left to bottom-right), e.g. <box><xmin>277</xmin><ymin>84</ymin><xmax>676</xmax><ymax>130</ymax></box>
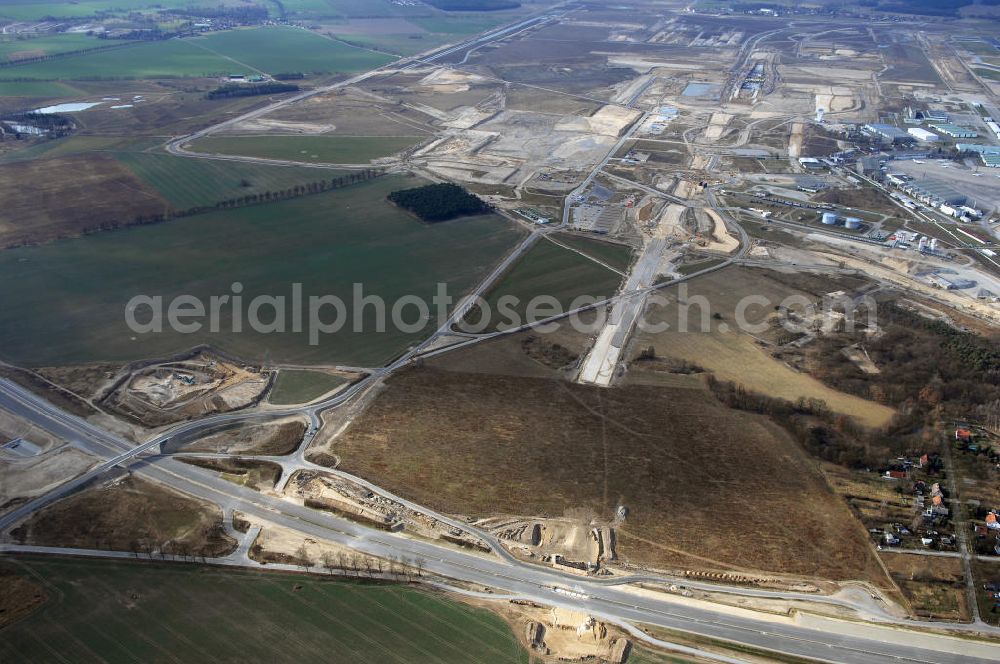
<box><xmin>1</xmin><ymin>382</ymin><xmax>998</xmax><ymax>664</ymax></box>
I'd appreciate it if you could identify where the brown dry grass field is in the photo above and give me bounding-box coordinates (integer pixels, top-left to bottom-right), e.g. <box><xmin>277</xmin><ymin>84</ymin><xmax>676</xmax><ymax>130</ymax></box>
<box><xmin>426</xmin><ymin>319</ymin><xmax>600</xmax><ymax>379</ymax></box>
<box><xmin>332</xmin><ymin>367</ymin><xmax>889</xmax><ymax>585</ymax></box>
<box><xmin>35</xmin><ymin>363</ymin><xmax>122</xmax><ymax>400</ymax></box>
<box><xmin>630</xmin><ymin>266</ymin><xmax>895</xmax><ymax>428</ymax></box>
<box><xmin>12</xmin><ymin>475</ymin><xmax>235</xmax><ymax>557</ymax></box>
<box><xmin>0</xmin><ymin>561</ymin><xmax>47</xmax><ymax>628</ymax></box>
<box><xmin>0</xmin><ymin>154</ymin><xmax>169</xmax><ymax>247</ymax></box>
<box><xmin>880</xmin><ymin>554</ymin><xmax>969</xmax><ymax>621</ymax></box>
<box><xmin>183</xmin><ymin>419</ymin><xmax>307</xmax><ymax>456</ymax></box>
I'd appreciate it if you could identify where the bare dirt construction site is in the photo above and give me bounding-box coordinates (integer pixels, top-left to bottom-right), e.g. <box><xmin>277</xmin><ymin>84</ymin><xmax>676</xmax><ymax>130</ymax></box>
<box><xmin>0</xmin><ymin>408</ymin><xmax>98</xmax><ymax>514</ymax></box>
<box><xmin>101</xmin><ymin>352</ymin><xmax>270</xmax><ymax>427</ymax></box>
<box><xmin>477</xmin><ymin>599</ymin><xmax>633</xmax><ymax>663</ymax></box>
<box><xmin>284</xmin><ymin>470</ymin><xmax>489</xmax><ymax>551</ymax></box>
<box><xmin>11</xmin><ymin>474</ymin><xmax>235</xmax><ymax>557</ymax></box>
<box><xmin>327</xmin><ymin>366</ymin><xmax>889</xmax><ymax>586</ymax></box>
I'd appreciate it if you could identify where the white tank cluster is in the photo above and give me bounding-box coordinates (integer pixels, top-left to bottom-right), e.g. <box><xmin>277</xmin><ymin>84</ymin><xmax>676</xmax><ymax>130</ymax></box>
<box><xmin>821</xmin><ymin>211</ymin><xmax>837</xmax><ymax>225</ymax></box>
<box><xmin>845</xmin><ymin>217</ymin><xmax>861</xmax><ymax>230</ymax></box>
<box><xmin>816</xmin><ymin>107</ymin><xmax>825</xmax><ymax>123</ymax></box>
<box><xmin>918</xmin><ymin>236</ymin><xmax>929</xmax><ymax>252</ymax></box>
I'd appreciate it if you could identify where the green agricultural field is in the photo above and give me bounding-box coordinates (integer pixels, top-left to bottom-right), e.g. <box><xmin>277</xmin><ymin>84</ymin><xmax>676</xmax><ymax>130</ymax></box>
<box><xmin>0</xmin><ymin>80</ymin><xmax>80</xmax><ymax>97</ymax></box>
<box><xmin>0</xmin><ymin>174</ymin><xmax>525</xmax><ymax>367</ymax></box>
<box><xmin>551</xmin><ymin>232</ymin><xmax>633</xmax><ymax>273</ymax></box>
<box><xmin>0</xmin><ymin>28</ymin><xmax>393</xmax><ymax>81</ymax></box>
<box><xmin>467</xmin><ymin>237</ymin><xmax>623</xmax><ymax>332</ymax></box>
<box><xmin>0</xmin><ymin>39</ymin><xmax>236</xmax><ymax>80</ymax></box>
<box><xmin>958</xmin><ymin>40</ymin><xmax>1000</xmax><ymax>57</ymax></box>
<box><xmin>0</xmin><ymin>556</ymin><xmax>531</xmax><ymax>664</ymax></box>
<box><xmin>269</xmin><ymin>369</ymin><xmax>350</xmax><ymax>404</ymax></box>
<box><xmin>115</xmin><ymin>152</ymin><xmax>348</xmax><ymax>209</ymax></box>
<box><xmin>191</xmin><ymin>27</ymin><xmax>395</xmax><ymax>74</ymax></box>
<box><xmin>190</xmin><ymin>135</ymin><xmax>424</xmax><ymax>164</ymax></box>
<box><xmin>0</xmin><ymin>0</ymin><xmax>239</xmax><ymax>21</ymax></box>
<box><xmin>411</xmin><ymin>14</ymin><xmax>521</xmax><ymax>35</ymax></box>
<box><xmin>333</xmin><ymin>32</ymin><xmax>443</xmax><ymax>57</ymax></box>
<box><xmin>0</xmin><ymin>136</ymin><xmax>159</xmax><ymax>164</ymax></box>
<box><xmin>974</xmin><ymin>68</ymin><xmax>1000</xmax><ymax>81</ymax></box>
<box><xmin>0</xmin><ymin>33</ymin><xmax>115</xmax><ymax>62</ymax></box>
<box><xmin>284</xmin><ymin>0</ymin><xmax>428</xmax><ymax>19</ymax></box>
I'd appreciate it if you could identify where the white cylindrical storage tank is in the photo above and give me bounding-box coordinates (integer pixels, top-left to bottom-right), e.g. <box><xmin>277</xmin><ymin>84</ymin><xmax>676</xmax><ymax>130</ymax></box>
<box><xmin>821</xmin><ymin>212</ymin><xmax>837</xmax><ymax>225</ymax></box>
<box><xmin>918</xmin><ymin>237</ymin><xmax>929</xmax><ymax>251</ymax></box>
<box><xmin>845</xmin><ymin>217</ymin><xmax>861</xmax><ymax>230</ymax></box>
<box><xmin>929</xmin><ymin>238</ymin><xmax>939</xmax><ymax>251</ymax></box>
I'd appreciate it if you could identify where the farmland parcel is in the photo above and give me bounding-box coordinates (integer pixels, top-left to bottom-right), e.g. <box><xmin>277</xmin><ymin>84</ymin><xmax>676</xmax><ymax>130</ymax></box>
<box><xmin>0</xmin><ymin>174</ymin><xmax>525</xmax><ymax>366</ymax></box>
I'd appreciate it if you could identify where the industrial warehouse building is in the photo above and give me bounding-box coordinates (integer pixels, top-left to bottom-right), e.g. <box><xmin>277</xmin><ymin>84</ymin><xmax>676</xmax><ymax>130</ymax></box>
<box><xmin>929</xmin><ymin>123</ymin><xmax>978</xmax><ymax>139</ymax></box>
<box><xmin>894</xmin><ymin>178</ymin><xmax>967</xmax><ymax>207</ymax></box>
<box><xmin>863</xmin><ymin>123</ymin><xmax>911</xmax><ymax>144</ymax></box>
<box><xmin>957</xmin><ymin>144</ymin><xmax>1000</xmax><ymax>167</ymax></box>
<box><xmin>907</xmin><ymin>127</ymin><xmax>939</xmax><ymax>142</ymax></box>
<box><xmin>956</xmin><ymin>144</ymin><xmax>1000</xmax><ymax>155</ymax></box>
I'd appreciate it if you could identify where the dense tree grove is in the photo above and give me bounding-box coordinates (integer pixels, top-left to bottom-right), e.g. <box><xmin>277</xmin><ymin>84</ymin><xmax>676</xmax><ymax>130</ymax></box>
<box><xmin>205</xmin><ymin>82</ymin><xmax>300</xmax><ymax>99</ymax></box>
<box><xmin>707</xmin><ymin>301</ymin><xmax>1000</xmax><ymax>469</ymax></box>
<box><xmin>424</xmin><ymin>0</ymin><xmax>520</xmax><ymax>10</ymax></box>
<box><xmin>812</xmin><ymin>303</ymin><xmax>1000</xmax><ymax>424</ymax></box>
<box><xmin>387</xmin><ymin>183</ymin><xmax>491</xmax><ymax>222</ymax></box>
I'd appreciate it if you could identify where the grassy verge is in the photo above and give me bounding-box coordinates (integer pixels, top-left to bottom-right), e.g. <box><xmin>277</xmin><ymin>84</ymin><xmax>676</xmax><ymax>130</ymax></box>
<box><xmin>550</xmin><ymin>232</ymin><xmax>634</xmax><ymax>272</ymax></box>
<box><xmin>467</xmin><ymin>239</ymin><xmax>623</xmax><ymax>332</ymax></box>
<box><xmin>269</xmin><ymin>370</ymin><xmax>350</xmax><ymax>404</ymax></box>
<box><xmin>674</xmin><ymin>257</ymin><xmax>726</xmax><ymax>276</ymax></box>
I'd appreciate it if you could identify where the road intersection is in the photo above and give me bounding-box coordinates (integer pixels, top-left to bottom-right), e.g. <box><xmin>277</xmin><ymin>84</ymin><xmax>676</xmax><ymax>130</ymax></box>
<box><xmin>4</xmin><ymin>11</ymin><xmax>1000</xmax><ymax>664</ymax></box>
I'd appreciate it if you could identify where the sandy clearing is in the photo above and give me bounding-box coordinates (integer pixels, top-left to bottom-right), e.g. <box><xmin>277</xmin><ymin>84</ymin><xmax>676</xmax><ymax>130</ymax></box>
<box><xmin>703</xmin><ymin>209</ymin><xmax>739</xmax><ymax>253</ymax></box>
<box><xmin>0</xmin><ymin>446</ymin><xmax>101</xmax><ymax>512</ymax></box>
<box><xmin>703</xmin><ymin>112</ymin><xmax>732</xmax><ymax>140</ymax></box>
<box><xmin>227</xmin><ymin>118</ymin><xmax>337</xmax><ymax>134</ymax></box>
<box><xmin>643</xmin><ymin>331</ymin><xmax>895</xmax><ymax>428</ymax></box>
<box><xmin>788</xmin><ymin>121</ymin><xmax>804</xmax><ymax>158</ymax></box>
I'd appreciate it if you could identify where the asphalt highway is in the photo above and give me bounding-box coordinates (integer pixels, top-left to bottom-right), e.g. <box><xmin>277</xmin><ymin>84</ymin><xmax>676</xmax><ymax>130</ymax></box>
<box><xmin>2</xmin><ymin>380</ymin><xmax>999</xmax><ymax>664</ymax></box>
<box><xmin>4</xmin><ymin>11</ymin><xmax>1000</xmax><ymax>663</ymax></box>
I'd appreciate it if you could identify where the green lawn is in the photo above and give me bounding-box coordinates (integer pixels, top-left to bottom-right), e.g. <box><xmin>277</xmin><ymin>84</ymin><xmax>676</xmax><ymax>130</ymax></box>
<box><xmin>551</xmin><ymin>232</ymin><xmax>633</xmax><ymax>273</ymax></box>
<box><xmin>189</xmin><ymin>135</ymin><xmax>424</xmax><ymax>164</ymax></box>
<box><xmin>0</xmin><ymin>556</ymin><xmax>532</xmax><ymax>664</ymax></box>
<box><xmin>468</xmin><ymin>238</ymin><xmax>624</xmax><ymax>332</ymax></box>
<box><xmin>269</xmin><ymin>369</ymin><xmax>350</xmax><ymax>404</ymax></box>
<box><xmin>0</xmin><ymin>174</ymin><xmax>525</xmax><ymax>366</ymax></box>
<box><xmin>114</xmin><ymin>152</ymin><xmax>349</xmax><ymax>209</ymax></box>
<box><xmin>190</xmin><ymin>27</ymin><xmax>395</xmax><ymax>74</ymax></box>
